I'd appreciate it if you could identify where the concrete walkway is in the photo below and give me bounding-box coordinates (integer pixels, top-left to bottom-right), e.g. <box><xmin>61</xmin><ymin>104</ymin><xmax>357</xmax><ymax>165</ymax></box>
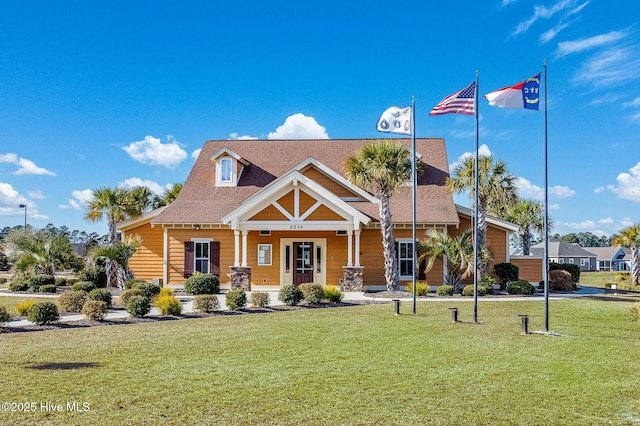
<box><xmin>1</xmin><ymin>286</ymin><xmax>605</xmax><ymax>328</ymax></box>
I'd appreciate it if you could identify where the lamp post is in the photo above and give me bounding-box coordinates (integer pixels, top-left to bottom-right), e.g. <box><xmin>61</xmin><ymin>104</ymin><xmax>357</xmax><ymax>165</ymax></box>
<box><xmin>19</xmin><ymin>204</ymin><xmax>27</xmax><ymax>229</ymax></box>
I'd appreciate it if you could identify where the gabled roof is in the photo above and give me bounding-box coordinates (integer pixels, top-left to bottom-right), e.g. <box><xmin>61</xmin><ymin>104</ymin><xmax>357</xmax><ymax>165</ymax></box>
<box><xmin>455</xmin><ymin>205</ymin><xmax>519</xmax><ymax>232</ymax></box>
<box><xmin>531</xmin><ymin>238</ymin><xmax>597</xmax><ymax>258</ymax></box>
<box><xmin>152</xmin><ymin>138</ymin><xmax>459</xmax><ymax>226</ymax></box>
<box><xmin>584</xmin><ymin>246</ymin><xmax>630</xmax><ymax>260</ymax></box>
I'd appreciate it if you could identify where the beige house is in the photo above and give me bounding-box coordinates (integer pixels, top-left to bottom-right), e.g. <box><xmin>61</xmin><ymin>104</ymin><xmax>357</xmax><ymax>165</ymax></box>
<box><xmin>118</xmin><ymin>138</ymin><xmax>530</xmax><ymax>290</ymax></box>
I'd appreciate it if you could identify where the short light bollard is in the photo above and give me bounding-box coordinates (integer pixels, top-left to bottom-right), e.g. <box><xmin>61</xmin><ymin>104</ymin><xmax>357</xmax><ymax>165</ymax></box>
<box><xmin>449</xmin><ymin>307</ymin><xmax>459</xmax><ymax>323</ymax></box>
<box><xmin>518</xmin><ymin>314</ymin><xmax>529</xmax><ymax>335</ymax></box>
<box><xmin>392</xmin><ymin>299</ymin><xmax>401</xmax><ymax>315</ymax></box>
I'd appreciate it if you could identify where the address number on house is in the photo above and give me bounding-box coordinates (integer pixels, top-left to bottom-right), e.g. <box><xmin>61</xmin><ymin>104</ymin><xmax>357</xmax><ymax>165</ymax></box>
<box><xmin>289</xmin><ymin>225</ymin><xmax>303</xmax><ymax>229</ymax></box>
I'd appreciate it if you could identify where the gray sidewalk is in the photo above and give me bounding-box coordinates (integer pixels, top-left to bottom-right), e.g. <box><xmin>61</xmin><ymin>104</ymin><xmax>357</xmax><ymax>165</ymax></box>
<box><xmin>2</xmin><ymin>286</ymin><xmax>605</xmax><ymax>328</ymax></box>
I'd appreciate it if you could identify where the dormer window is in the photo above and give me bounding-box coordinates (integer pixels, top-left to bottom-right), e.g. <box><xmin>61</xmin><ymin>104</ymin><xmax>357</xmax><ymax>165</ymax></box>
<box><xmin>211</xmin><ymin>147</ymin><xmax>250</xmax><ymax>187</ymax></box>
<box><xmin>220</xmin><ymin>158</ymin><xmax>232</xmax><ymax>183</ymax></box>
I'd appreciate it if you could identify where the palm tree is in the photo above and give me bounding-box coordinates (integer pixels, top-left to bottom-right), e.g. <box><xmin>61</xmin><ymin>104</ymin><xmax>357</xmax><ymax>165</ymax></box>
<box><xmin>11</xmin><ymin>235</ymin><xmax>78</xmax><ymax>277</ymax></box>
<box><xmin>88</xmin><ymin>236</ymin><xmax>141</xmax><ymax>289</ymax></box>
<box><xmin>447</xmin><ymin>154</ymin><xmax>517</xmax><ymax>276</ymax></box>
<box><xmin>85</xmin><ymin>186</ymin><xmax>143</xmax><ymax>287</ymax></box>
<box><xmin>128</xmin><ymin>186</ymin><xmax>154</xmax><ymax>215</ymax></box>
<box><xmin>504</xmin><ymin>199</ymin><xmax>546</xmax><ymax>255</ymax></box>
<box><xmin>612</xmin><ymin>224</ymin><xmax>640</xmax><ymax>286</ymax></box>
<box><xmin>152</xmin><ymin>183</ymin><xmax>183</xmax><ymax>209</ymax></box>
<box><xmin>344</xmin><ymin>140</ymin><xmax>413</xmax><ymax>291</ymax></box>
<box><xmin>417</xmin><ymin>228</ymin><xmax>474</xmax><ymax>293</ymax></box>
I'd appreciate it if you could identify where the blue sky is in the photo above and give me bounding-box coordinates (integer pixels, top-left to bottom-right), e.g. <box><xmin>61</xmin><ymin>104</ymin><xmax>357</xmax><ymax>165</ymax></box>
<box><xmin>1</xmin><ymin>0</ymin><xmax>639</xmax><ymax>239</ymax></box>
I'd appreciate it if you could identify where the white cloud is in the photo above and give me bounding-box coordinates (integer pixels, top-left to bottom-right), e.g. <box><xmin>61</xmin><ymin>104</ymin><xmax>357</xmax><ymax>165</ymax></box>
<box><xmin>540</xmin><ymin>22</ymin><xmax>569</xmax><ymax>44</ymax></box>
<box><xmin>122</xmin><ymin>135</ymin><xmax>187</xmax><ymax>168</ymax></box>
<box><xmin>268</xmin><ymin>113</ymin><xmax>329</xmax><ymax>140</ymax></box>
<box><xmin>620</xmin><ymin>217</ymin><xmax>634</xmax><ymax>228</ymax></box>
<box><xmin>229</xmin><ymin>132</ymin><xmax>258</xmax><ymax>140</ymax></box>
<box><xmin>564</xmin><ymin>219</ymin><xmax>597</xmax><ymax>230</ymax></box>
<box><xmin>191</xmin><ymin>149</ymin><xmax>202</xmax><ymax>160</ymax></box>
<box><xmin>0</xmin><ymin>152</ymin><xmax>55</xmax><ymax>176</ymax></box>
<box><xmin>119</xmin><ymin>177</ymin><xmax>166</xmax><ymax>195</ymax></box>
<box><xmin>0</xmin><ymin>182</ymin><xmax>47</xmax><ymax>219</ymax></box>
<box><xmin>59</xmin><ymin>188</ymin><xmax>93</xmax><ymax>210</ymax></box>
<box><xmin>449</xmin><ymin>144</ymin><xmax>492</xmax><ymax>172</ymax></box>
<box><xmin>549</xmin><ymin>203</ymin><xmax>560</xmax><ymax>210</ymax></box>
<box><xmin>607</xmin><ymin>162</ymin><xmax>640</xmax><ymax>201</ymax></box>
<box><xmin>623</xmin><ymin>98</ymin><xmax>640</xmax><ymax>108</ymax></box>
<box><xmin>516</xmin><ymin>177</ymin><xmax>575</xmax><ymax>200</ymax></box>
<box><xmin>573</xmin><ymin>46</ymin><xmax>640</xmax><ymax>88</ymax></box>
<box><xmin>598</xmin><ymin>217</ymin><xmax>614</xmax><ymax>225</ymax></box>
<box><xmin>28</xmin><ymin>190</ymin><xmax>46</xmax><ymax>199</ymax></box>
<box><xmin>512</xmin><ymin>0</ymin><xmax>576</xmax><ymax>37</ymax></box>
<box><xmin>556</xmin><ymin>30</ymin><xmax>627</xmax><ymax>57</ymax></box>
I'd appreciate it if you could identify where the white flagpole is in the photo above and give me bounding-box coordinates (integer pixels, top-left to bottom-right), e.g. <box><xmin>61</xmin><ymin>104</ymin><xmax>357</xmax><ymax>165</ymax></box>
<box><xmin>412</xmin><ymin>96</ymin><xmax>417</xmax><ymax>315</ymax></box>
<box><xmin>543</xmin><ymin>60</ymin><xmax>549</xmax><ymax>331</ymax></box>
<box><xmin>473</xmin><ymin>70</ymin><xmax>480</xmax><ymax>323</ymax></box>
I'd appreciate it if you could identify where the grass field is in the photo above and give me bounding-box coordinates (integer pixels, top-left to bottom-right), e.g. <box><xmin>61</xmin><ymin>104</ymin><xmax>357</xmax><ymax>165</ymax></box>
<box><xmin>580</xmin><ymin>271</ymin><xmax>619</xmax><ymax>289</ymax></box>
<box><xmin>1</xmin><ymin>297</ymin><xmax>639</xmax><ymax>425</ymax></box>
<box><xmin>0</xmin><ymin>296</ymin><xmax>58</xmax><ymax>315</ymax></box>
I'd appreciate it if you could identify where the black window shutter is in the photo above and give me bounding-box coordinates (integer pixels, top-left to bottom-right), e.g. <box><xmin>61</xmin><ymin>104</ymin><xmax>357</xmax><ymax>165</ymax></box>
<box><xmin>209</xmin><ymin>241</ymin><xmax>220</xmax><ymax>277</ymax></box>
<box><xmin>184</xmin><ymin>241</ymin><xmax>194</xmax><ymax>278</ymax></box>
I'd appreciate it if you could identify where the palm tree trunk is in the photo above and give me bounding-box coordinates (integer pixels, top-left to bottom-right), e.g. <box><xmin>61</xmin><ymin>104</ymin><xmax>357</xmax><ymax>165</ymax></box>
<box><xmin>105</xmin><ymin>259</ymin><xmax>118</xmax><ymax>288</ymax></box>
<box><xmin>522</xmin><ymin>231</ymin><xmax>532</xmax><ymax>256</ymax></box>
<box><xmin>632</xmin><ymin>245</ymin><xmax>640</xmax><ymax>286</ymax></box>
<box><xmin>379</xmin><ymin>195</ymin><xmax>399</xmax><ymax>291</ymax></box>
<box><xmin>108</xmin><ymin>219</ymin><xmax>118</xmax><ymax>247</ymax></box>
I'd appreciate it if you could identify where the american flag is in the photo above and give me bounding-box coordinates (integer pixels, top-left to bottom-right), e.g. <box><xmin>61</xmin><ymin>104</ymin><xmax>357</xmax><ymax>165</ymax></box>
<box><xmin>429</xmin><ymin>81</ymin><xmax>476</xmax><ymax>116</ymax></box>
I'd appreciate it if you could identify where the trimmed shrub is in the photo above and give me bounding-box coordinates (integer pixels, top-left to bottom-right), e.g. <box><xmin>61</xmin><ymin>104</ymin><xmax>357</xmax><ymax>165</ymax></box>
<box><xmin>55</xmin><ymin>277</ymin><xmax>67</xmax><ymax>287</ymax></box>
<box><xmin>124</xmin><ymin>279</ymin><xmax>148</xmax><ymax>290</ymax></box>
<box><xmin>323</xmin><ymin>286</ymin><xmax>344</xmax><ymax>303</ymax></box>
<box><xmin>549</xmin><ymin>269</ymin><xmax>573</xmax><ymax>292</ymax></box>
<box><xmin>299</xmin><ymin>283</ymin><xmax>324</xmax><ymax>304</ymax></box>
<box><xmin>278</xmin><ymin>284</ymin><xmax>304</xmax><ymax>306</ymax></box>
<box><xmin>184</xmin><ymin>272</ymin><xmax>219</xmax><ymax>295</ymax></box>
<box><xmin>0</xmin><ymin>306</ymin><xmax>11</xmax><ymax>325</ymax></box>
<box><xmin>87</xmin><ymin>288</ymin><xmax>112</xmax><ymax>307</ymax></box>
<box><xmin>406</xmin><ymin>281</ymin><xmax>430</xmax><ymax>296</ymax></box>
<box><xmin>249</xmin><ymin>291</ymin><xmax>270</xmax><ymax>308</ymax></box>
<box><xmin>133</xmin><ymin>282</ymin><xmax>160</xmax><ymax>300</ymax></box>
<box><xmin>72</xmin><ymin>281</ymin><xmax>96</xmax><ymax>292</ymax></box>
<box><xmin>462</xmin><ymin>285</ymin><xmax>475</xmax><ymax>296</ymax></box>
<box><xmin>15</xmin><ymin>300</ymin><xmax>36</xmax><ymax>316</ymax></box>
<box><xmin>38</xmin><ymin>284</ymin><xmax>58</xmax><ymax>293</ymax></box>
<box><xmin>436</xmin><ymin>285</ymin><xmax>454</xmax><ymax>296</ymax></box>
<box><xmin>65</xmin><ymin>278</ymin><xmax>79</xmax><ymax>287</ymax></box>
<box><xmin>549</xmin><ymin>262</ymin><xmax>580</xmax><ymax>284</ymax></box>
<box><xmin>58</xmin><ymin>290</ymin><xmax>88</xmax><ymax>313</ymax></box>
<box><xmin>27</xmin><ymin>301</ymin><xmax>60</xmax><ymax>325</ymax></box>
<box><xmin>119</xmin><ymin>289</ymin><xmax>144</xmax><ymax>307</ymax></box>
<box><xmin>9</xmin><ymin>280</ymin><xmax>28</xmax><ymax>292</ymax></box>
<box><xmin>154</xmin><ymin>294</ymin><xmax>182</xmax><ymax>316</ymax></box>
<box><xmin>28</xmin><ymin>274</ymin><xmax>55</xmax><ymax>292</ymax></box>
<box><xmin>493</xmin><ymin>263</ymin><xmax>519</xmax><ymax>288</ymax></box>
<box><xmin>81</xmin><ymin>300</ymin><xmax>108</xmax><ymax>322</ymax></box>
<box><xmin>225</xmin><ymin>289</ymin><xmax>247</xmax><ymax>311</ymax></box>
<box><xmin>126</xmin><ymin>295</ymin><xmax>151</xmax><ymax>318</ymax></box>
<box><xmin>0</xmin><ymin>277</ymin><xmax>7</xmax><ymax>285</ymax></box>
<box><xmin>507</xmin><ymin>280</ymin><xmax>536</xmax><ymax>295</ymax></box>
<box><xmin>193</xmin><ymin>294</ymin><xmax>219</xmax><ymax>313</ymax></box>
<box><xmin>78</xmin><ymin>267</ymin><xmax>107</xmax><ymax>288</ymax></box>
<box><xmin>479</xmin><ymin>276</ymin><xmax>496</xmax><ymax>295</ymax></box>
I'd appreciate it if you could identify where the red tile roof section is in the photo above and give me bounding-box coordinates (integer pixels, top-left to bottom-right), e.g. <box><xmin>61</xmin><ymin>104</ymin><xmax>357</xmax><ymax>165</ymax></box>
<box><xmin>153</xmin><ymin>138</ymin><xmax>459</xmax><ymax>226</ymax></box>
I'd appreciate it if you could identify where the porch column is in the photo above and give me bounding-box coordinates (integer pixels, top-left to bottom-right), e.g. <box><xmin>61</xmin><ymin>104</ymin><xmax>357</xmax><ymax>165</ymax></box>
<box><xmin>241</xmin><ymin>230</ymin><xmax>248</xmax><ymax>267</ymax></box>
<box><xmin>234</xmin><ymin>230</ymin><xmax>240</xmax><ymax>267</ymax></box>
<box><xmin>347</xmin><ymin>230</ymin><xmax>353</xmax><ymax>267</ymax></box>
<box><xmin>163</xmin><ymin>227</ymin><xmax>168</xmax><ymax>286</ymax></box>
<box><xmin>354</xmin><ymin>230</ymin><xmax>361</xmax><ymax>267</ymax></box>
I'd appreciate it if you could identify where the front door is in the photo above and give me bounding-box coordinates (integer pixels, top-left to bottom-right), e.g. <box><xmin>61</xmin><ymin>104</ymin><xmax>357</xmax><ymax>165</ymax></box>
<box><xmin>293</xmin><ymin>242</ymin><xmax>314</xmax><ymax>285</ymax></box>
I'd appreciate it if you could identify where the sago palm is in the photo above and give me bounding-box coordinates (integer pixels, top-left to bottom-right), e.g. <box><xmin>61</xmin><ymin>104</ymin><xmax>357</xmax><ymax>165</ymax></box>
<box><xmin>612</xmin><ymin>223</ymin><xmax>640</xmax><ymax>286</ymax></box>
<box><xmin>88</xmin><ymin>236</ymin><xmax>141</xmax><ymax>290</ymax></box>
<box><xmin>344</xmin><ymin>140</ymin><xmax>413</xmax><ymax>291</ymax></box>
<box><xmin>417</xmin><ymin>228</ymin><xmax>474</xmax><ymax>293</ymax></box>
<box><xmin>447</xmin><ymin>154</ymin><xmax>517</xmax><ymax>276</ymax></box>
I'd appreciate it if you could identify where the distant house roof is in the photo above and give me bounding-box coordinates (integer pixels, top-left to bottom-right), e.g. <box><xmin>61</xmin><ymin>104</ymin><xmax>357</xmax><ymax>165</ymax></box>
<box><xmin>531</xmin><ymin>238</ymin><xmax>597</xmax><ymax>258</ymax></box>
<box><xmin>152</xmin><ymin>138</ymin><xmax>460</xmax><ymax>226</ymax></box>
<box><xmin>584</xmin><ymin>246</ymin><xmax>630</xmax><ymax>260</ymax></box>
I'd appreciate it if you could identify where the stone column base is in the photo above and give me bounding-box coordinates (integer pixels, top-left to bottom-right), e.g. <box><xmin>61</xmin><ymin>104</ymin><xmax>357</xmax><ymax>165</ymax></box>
<box><xmin>230</xmin><ymin>266</ymin><xmax>252</xmax><ymax>291</ymax></box>
<box><xmin>342</xmin><ymin>266</ymin><xmax>364</xmax><ymax>291</ymax></box>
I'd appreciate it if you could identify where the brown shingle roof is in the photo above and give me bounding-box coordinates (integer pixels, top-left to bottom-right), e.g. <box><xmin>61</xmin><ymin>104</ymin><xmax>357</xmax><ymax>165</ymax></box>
<box><xmin>153</xmin><ymin>138</ymin><xmax>459</xmax><ymax>226</ymax></box>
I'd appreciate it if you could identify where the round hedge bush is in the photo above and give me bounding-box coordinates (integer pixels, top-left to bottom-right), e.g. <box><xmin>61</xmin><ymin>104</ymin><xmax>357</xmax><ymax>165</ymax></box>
<box><xmin>507</xmin><ymin>280</ymin><xmax>536</xmax><ymax>295</ymax></box>
<box><xmin>278</xmin><ymin>284</ymin><xmax>304</xmax><ymax>306</ymax></box>
<box><xmin>124</xmin><ymin>279</ymin><xmax>148</xmax><ymax>290</ymax></box>
<box><xmin>133</xmin><ymin>282</ymin><xmax>160</xmax><ymax>300</ymax></box>
<box><xmin>299</xmin><ymin>283</ymin><xmax>323</xmax><ymax>304</ymax></box>
<box><xmin>0</xmin><ymin>306</ymin><xmax>11</xmax><ymax>325</ymax></box>
<box><xmin>87</xmin><ymin>288</ymin><xmax>112</xmax><ymax>307</ymax></box>
<box><xmin>436</xmin><ymin>285</ymin><xmax>454</xmax><ymax>296</ymax></box>
<box><xmin>38</xmin><ymin>284</ymin><xmax>58</xmax><ymax>293</ymax></box>
<box><xmin>225</xmin><ymin>289</ymin><xmax>247</xmax><ymax>311</ymax></box>
<box><xmin>184</xmin><ymin>273</ymin><xmax>219</xmax><ymax>295</ymax></box>
<box><xmin>119</xmin><ymin>289</ymin><xmax>144</xmax><ymax>307</ymax></box>
<box><xmin>193</xmin><ymin>294</ymin><xmax>220</xmax><ymax>313</ymax></box>
<box><xmin>58</xmin><ymin>290</ymin><xmax>88</xmax><ymax>313</ymax></box>
<box><xmin>72</xmin><ymin>280</ymin><xmax>96</xmax><ymax>292</ymax></box>
<box><xmin>28</xmin><ymin>274</ymin><xmax>55</xmax><ymax>292</ymax></box>
<box><xmin>27</xmin><ymin>301</ymin><xmax>60</xmax><ymax>325</ymax></box>
<box><xmin>81</xmin><ymin>300</ymin><xmax>108</xmax><ymax>322</ymax></box>
<box><xmin>9</xmin><ymin>280</ymin><xmax>28</xmax><ymax>292</ymax></box>
<box><xmin>249</xmin><ymin>291</ymin><xmax>270</xmax><ymax>308</ymax></box>
<box><xmin>126</xmin><ymin>295</ymin><xmax>151</xmax><ymax>318</ymax></box>
<box><xmin>78</xmin><ymin>267</ymin><xmax>107</xmax><ymax>288</ymax></box>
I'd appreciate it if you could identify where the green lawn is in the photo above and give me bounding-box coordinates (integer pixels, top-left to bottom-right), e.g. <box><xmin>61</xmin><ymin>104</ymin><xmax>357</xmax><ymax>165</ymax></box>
<box><xmin>580</xmin><ymin>271</ymin><xmax>618</xmax><ymax>289</ymax></box>
<box><xmin>0</xmin><ymin>296</ymin><xmax>58</xmax><ymax>315</ymax></box>
<box><xmin>1</xmin><ymin>298</ymin><xmax>639</xmax><ymax>425</ymax></box>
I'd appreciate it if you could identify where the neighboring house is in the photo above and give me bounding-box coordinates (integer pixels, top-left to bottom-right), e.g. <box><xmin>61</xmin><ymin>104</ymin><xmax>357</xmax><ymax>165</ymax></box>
<box><xmin>584</xmin><ymin>246</ymin><xmax>631</xmax><ymax>271</ymax></box>
<box><xmin>118</xmin><ymin>138</ymin><xmax>525</xmax><ymax>290</ymax></box>
<box><xmin>530</xmin><ymin>238</ymin><xmax>597</xmax><ymax>272</ymax></box>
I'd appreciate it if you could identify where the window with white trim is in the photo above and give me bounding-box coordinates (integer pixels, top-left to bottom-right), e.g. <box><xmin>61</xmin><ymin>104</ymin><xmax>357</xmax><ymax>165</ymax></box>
<box><xmin>397</xmin><ymin>240</ymin><xmax>414</xmax><ymax>280</ymax></box>
<box><xmin>195</xmin><ymin>241</ymin><xmax>210</xmax><ymax>273</ymax></box>
<box><xmin>559</xmin><ymin>258</ymin><xmax>564</xmax><ymax>264</ymax></box>
<box><xmin>220</xmin><ymin>158</ymin><xmax>232</xmax><ymax>182</ymax></box>
<box><xmin>258</xmin><ymin>244</ymin><xmax>272</xmax><ymax>266</ymax></box>
<box><xmin>568</xmin><ymin>258</ymin><xmax>574</xmax><ymax>264</ymax></box>
<box><xmin>580</xmin><ymin>258</ymin><xmax>588</xmax><ymax>266</ymax></box>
